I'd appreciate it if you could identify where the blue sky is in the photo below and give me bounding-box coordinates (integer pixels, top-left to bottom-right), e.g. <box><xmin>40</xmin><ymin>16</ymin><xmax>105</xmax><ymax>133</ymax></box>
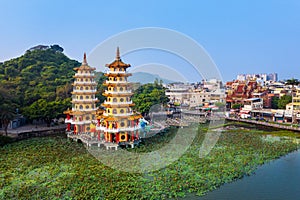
<box><xmin>0</xmin><ymin>0</ymin><xmax>300</xmax><ymax>82</ymax></box>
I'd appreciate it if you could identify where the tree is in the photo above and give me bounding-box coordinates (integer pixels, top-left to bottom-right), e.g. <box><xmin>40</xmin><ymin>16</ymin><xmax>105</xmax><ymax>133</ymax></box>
<box><xmin>132</xmin><ymin>82</ymin><xmax>169</xmax><ymax>116</ymax></box>
<box><xmin>232</xmin><ymin>103</ymin><xmax>242</xmax><ymax>109</ymax></box>
<box><xmin>0</xmin><ymin>104</ymin><xmax>15</xmax><ymax>136</ymax></box>
<box><xmin>50</xmin><ymin>44</ymin><xmax>64</xmax><ymax>52</ymax></box>
<box><xmin>23</xmin><ymin>99</ymin><xmax>68</xmax><ymax>127</ymax></box>
<box><xmin>285</xmin><ymin>78</ymin><xmax>299</xmax><ymax>88</ymax></box>
<box><xmin>278</xmin><ymin>95</ymin><xmax>292</xmax><ymax>109</ymax></box>
<box><xmin>95</xmin><ymin>72</ymin><xmax>107</xmax><ymax>105</ymax></box>
<box><xmin>271</xmin><ymin>96</ymin><xmax>279</xmax><ymax>109</ymax></box>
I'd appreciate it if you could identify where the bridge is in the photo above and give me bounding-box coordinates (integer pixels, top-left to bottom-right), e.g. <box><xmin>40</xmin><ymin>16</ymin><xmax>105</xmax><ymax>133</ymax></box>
<box><xmin>226</xmin><ymin>117</ymin><xmax>300</xmax><ymax>132</ymax></box>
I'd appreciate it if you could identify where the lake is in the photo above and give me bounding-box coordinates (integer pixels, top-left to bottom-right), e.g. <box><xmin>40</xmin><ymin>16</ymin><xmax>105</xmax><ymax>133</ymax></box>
<box><xmin>197</xmin><ymin>149</ymin><xmax>300</xmax><ymax>200</ymax></box>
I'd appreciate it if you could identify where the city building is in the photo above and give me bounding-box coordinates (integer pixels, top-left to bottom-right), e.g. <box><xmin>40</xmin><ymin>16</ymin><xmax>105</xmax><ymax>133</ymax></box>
<box><xmin>226</xmin><ymin>79</ymin><xmax>266</xmax><ymax>108</ymax></box>
<box><xmin>165</xmin><ymin>79</ymin><xmax>225</xmax><ymax>108</ymax></box>
<box><xmin>236</xmin><ymin>73</ymin><xmax>278</xmax><ymax>83</ymax></box>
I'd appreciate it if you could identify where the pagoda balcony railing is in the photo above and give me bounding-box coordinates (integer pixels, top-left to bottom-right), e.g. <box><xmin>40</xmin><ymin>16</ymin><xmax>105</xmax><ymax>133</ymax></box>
<box><xmin>104</xmin><ymin>90</ymin><xmax>132</xmax><ymax>94</ymax></box>
<box><xmin>103</xmin><ymin>100</ymin><xmax>133</xmax><ymax>105</ymax></box>
<box><xmin>65</xmin><ymin>118</ymin><xmax>73</xmax><ymax>123</ymax></box>
<box><xmin>96</xmin><ymin>126</ymin><xmax>140</xmax><ymax>132</ymax></box>
<box><xmin>71</xmin><ymin>98</ymin><xmax>98</xmax><ymax>103</ymax></box>
<box><xmin>105</xmin><ymin>71</ymin><xmax>126</xmax><ymax>74</ymax></box>
<box><xmin>105</xmin><ymin>80</ymin><xmax>128</xmax><ymax>84</ymax></box>
<box><xmin>72</xmin><ymin>108</ymin><xmax>98</xmax><ymax>112</ymax></box>
<box><xmin>72</xmin><ymin>89</ymin><xmax>97</xmax><ymax>93</ymax></box>
<box><xmin>103</xmin><ymin>112</ymin><xmax>133</xmax><ymax>117</ymax></box>
<box><xmin>74</xmin><ymin>73</ymin><xmax>95</xmax><ymax>76</ymax></box>
<box><xmin>73</xmin><ymin>81</ymin><xmax>97</xmax><ymax>84</ymax></box>
<box><xmin>71</xmin><ymin>120</ymin><xmax>91</xmax><ymax>125</ymax></box>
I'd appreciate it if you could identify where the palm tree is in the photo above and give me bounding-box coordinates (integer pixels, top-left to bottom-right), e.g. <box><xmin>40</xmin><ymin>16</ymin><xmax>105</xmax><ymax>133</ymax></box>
<box><xmin>285</xmin><ymin>78</ymin><xmax>299</xmax><ymax>124</ymax></box>
<box><xmin>0</xmin><ymin>104</ymin><xmax>15</xmax><ymax>136</ymax></box>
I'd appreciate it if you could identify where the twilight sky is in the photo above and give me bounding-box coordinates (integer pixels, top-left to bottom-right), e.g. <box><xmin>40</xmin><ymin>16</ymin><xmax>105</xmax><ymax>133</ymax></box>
<box><xmin>0</xmin><ymin>0</ymin><xmax>299</xmax><ymax>82</ymax></box>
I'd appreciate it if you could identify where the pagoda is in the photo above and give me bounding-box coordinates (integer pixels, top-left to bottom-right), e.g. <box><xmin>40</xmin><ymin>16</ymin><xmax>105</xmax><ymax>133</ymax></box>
<box><xmin>96</xmin><ymin>47</ymin><xmax>142</xmax><ymax>145</ymax></box>
<box><xmin>64</xmin><ymin>53</ymin><xmax>98</xmax><ymax>134</ymax></box>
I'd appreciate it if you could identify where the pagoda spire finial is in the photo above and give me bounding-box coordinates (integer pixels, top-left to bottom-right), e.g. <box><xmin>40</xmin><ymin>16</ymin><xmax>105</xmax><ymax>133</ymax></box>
<box><xmin>116</xmin><ymin>47</ymin><xmax>120</xmax><ymax>60</ymax></box>
<box><xmin>83</xmin><ymin>52</ymin><xmax>87</xmax><ymax>65</ymax></box>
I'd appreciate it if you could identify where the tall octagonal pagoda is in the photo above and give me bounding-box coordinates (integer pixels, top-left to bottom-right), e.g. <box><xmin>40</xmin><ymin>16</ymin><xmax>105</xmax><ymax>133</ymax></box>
<box><xmin>96</xmin><ymin>47</ymin><xmax>142</xmax><ymax>145</ymax></box>
<box><xmin>64</xmin><ymin>53</ymin><xmax>98</xmax><ymax>134</ymax></box>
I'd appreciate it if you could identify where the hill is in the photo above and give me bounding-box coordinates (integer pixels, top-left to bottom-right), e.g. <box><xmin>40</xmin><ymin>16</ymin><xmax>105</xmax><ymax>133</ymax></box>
<box><xmin>128</xmin><ymin>72</ymin><xmax>175</xmax><ymax>84</ymax></box>
<box><xmin>0</xmin><ymin>45</ymin><xmax>80</xmax><ymax>125</ymax></box>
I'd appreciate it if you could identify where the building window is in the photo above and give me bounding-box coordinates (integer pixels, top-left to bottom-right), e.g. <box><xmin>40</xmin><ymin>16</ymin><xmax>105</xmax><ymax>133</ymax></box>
<box><xmin>80</xmin><ymin>87</ymin><xmax>83</xmax><ymax>90</ymax></box>
<box><xmin>79</xmin><ymin>105</ymin><xmax>83</xmax><ymax>110</ymax></box>
<box><xmin>86</xmin><ymin>105</ymin><xmax>89</xmax><ymax>109</ymax></box>
<box><xmin>86</xmin><ymin>116</ymin><xmax>90</xmax><ymax>120</ymax></box>
<box><xmin>113</xmin><ymin>109</ymin><xmax>117</xmax><ymax>114</ymax></box>
<box><xmin>120</xmin><ymin>87</ymin><xmax>123</xmax><ymax>91</ymax></box>
<box><xmin>113</xmin><ymin>98</ymin><xmax>117</xmax><ymax>102</ymax></box>
<box><xmin>120</xmin><ymin>98</ymin><xmax>124</xmax><ymax>102</ymax></box>
<box><xmin>120</xmin><ymin>122</ymin><xmax>125</xmax><ymax>127</ymax></box>
<box><xmin>86</xmin><ymin>96</ymin><xmax>89</xmax><ymax>99</ymax></box>
<box><xmin>120</xmin><ymin>109</ymin><xmax>124</xmax><ymax>113</ymax></box>
<box><xmin>80</xmin><ymin>96</ymin><xmax>83</xmax><ymax>99</ymax></box>
<box><xmin>85</xmin><ymin>87</ymin><xmax>89</xmax><ymax>90</ymax></box>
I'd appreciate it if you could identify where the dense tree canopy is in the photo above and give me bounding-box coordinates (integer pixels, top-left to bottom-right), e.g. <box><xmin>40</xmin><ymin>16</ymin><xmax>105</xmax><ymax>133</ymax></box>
<box><xmin>278</xmin><ymin>95</ymin><xmax>292</xmax><ymax>109</ymax></box>
<box><xmin>0</xmin><ymin>47</ymin><xmax>80</xmax><ymax>125</ymax></box>
<box><xmin>131</xmin><ymin>80</ymin><xmax>169</xmax><ymax>116</ymax></box>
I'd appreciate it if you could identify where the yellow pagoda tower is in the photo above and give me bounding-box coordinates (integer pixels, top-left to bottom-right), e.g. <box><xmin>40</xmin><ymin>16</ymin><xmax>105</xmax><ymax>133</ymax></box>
<box><xmin>65</xmin><ymin>53</ymin><xmax>98</xmax><ymax>134</ymax></box>
<box><xmin>96</xmin><ymin>47</ymin><xmax>142</xmax><ymax>145</ymax></box>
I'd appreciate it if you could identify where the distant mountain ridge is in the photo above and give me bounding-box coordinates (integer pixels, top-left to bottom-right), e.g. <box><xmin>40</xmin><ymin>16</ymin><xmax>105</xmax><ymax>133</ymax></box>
<box><xmin>128</xmin><ymin>72</ymin><xmax>175</xmax><ymax>84</ymax></box>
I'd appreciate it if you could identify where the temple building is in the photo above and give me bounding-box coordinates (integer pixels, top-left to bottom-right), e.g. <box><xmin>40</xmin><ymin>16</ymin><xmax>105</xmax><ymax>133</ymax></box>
<box><xmin>64</xmin><ymin>53</ymin><xmax>98</xmax><ymax>134</ymax></box>
<box><xmin>65</xmin><ymin>48</ymin><xmax>143</xmax><ymax>148</ymax></box>
<box><xmin>96</xmin><ymin>47</ymin><xmax>142</xmax><ymax>145</ymax></box>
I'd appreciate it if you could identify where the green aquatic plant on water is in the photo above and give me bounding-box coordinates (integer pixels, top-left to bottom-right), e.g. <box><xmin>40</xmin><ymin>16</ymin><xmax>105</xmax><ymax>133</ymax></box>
<box><xmin>0</xmin><ymin>124</ymin><xmax>299</xmax><ymax>199</ymax></box>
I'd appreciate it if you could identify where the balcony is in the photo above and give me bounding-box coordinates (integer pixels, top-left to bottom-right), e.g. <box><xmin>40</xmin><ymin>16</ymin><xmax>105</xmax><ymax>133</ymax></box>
<box><xmin>95</xmin><ymin>126</ymin><xmax>140</xmax><ymax>132</ymax></box>
<box><xmin>103</xmin><ymin>100</ymin><xmax>133</xmax><ymax>105</ymax></box>
<box><xmin>105</xmin><ymin>80</ymin><xmax>128</xmax><ymax>84</ymax></box>
<box><xmin>73</xmin><ymin>81</ymin><xmax>97</xmax><ymax>85</ymax></box>
<box><xmin>72</xmin><ymin>89</ymin><xmax>97</xmax><ymax>93</ymax></box>
<box><xmin>71</xmin><ymin>98</ymin><xmax>98</xmax><ymax>103</ymax></box>
<box><xmin>105</xmin><ymin>71</ymin><xmax>126</xmax><ymax>74</ymax></box>
<box><xmin>65</xmin><ymin>118</ymin><xmax>73</xmax><ymax>123</ymax></box>
<box><xmin>103</xmin><ymin>112</ymin><xmax>133</xmax><ymax>117</ymax></box>
<box><xmin>104</xmin><ymin>90</ymin><xmax>132</xmax><ymax>94</ymax></box>
<box><xmin>74</xmin><ymin>73</ymin><xmax>95</xmax><ymax>76</ymax></box>
<box><xmin>72</xmin><ymin>108</ymin><xmax>97</xmax><ymax>112</ymax></box>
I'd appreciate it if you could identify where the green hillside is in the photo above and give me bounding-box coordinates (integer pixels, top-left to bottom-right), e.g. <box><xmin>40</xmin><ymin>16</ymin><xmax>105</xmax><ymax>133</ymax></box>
<box><xmin>0</xmin><ymin>45</ymin><xmax>81</xmax><ymax>125</ymax></box>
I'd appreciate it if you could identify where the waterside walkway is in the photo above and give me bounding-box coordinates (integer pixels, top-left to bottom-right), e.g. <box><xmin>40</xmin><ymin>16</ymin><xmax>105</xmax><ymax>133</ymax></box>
<box><xmin>0</xmin><ymin>124</ymin><xmax>66</xmax><ymax>139</ymax></box>
<box><xmin>226</xmin><ymin>117</ymin><xmax>300</xmax><ymax>132</ymax></box>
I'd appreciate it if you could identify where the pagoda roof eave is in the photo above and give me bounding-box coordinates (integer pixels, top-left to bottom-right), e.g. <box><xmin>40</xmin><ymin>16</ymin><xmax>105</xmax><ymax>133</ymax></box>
<box><xmin>104</xmin><ymin>73</ymin><xmax>132</xmax><ymax>77</ymax></box>
<box><xmin>105</xmin><ymin>60</ymin><xmax>131</xmax><ymax>68</ymax></box>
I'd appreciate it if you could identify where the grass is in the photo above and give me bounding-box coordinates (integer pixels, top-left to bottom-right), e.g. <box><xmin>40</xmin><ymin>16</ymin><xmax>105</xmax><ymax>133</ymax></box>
<box><xmin>0</xmin><ymin>123</ymin><xmax>299</xmax><ymax>199</ymax></box>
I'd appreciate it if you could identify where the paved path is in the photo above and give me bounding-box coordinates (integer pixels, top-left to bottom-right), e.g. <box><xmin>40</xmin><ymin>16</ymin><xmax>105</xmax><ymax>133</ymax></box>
<box><xmin>0</xmin><ymin>124</ymin><xmax>66</xmax><ymax>138</ymax></box>
<box><xmin>226</xmin><ymin>117</ymin><xmax>300</xmax><ymax>132</ymax></box>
